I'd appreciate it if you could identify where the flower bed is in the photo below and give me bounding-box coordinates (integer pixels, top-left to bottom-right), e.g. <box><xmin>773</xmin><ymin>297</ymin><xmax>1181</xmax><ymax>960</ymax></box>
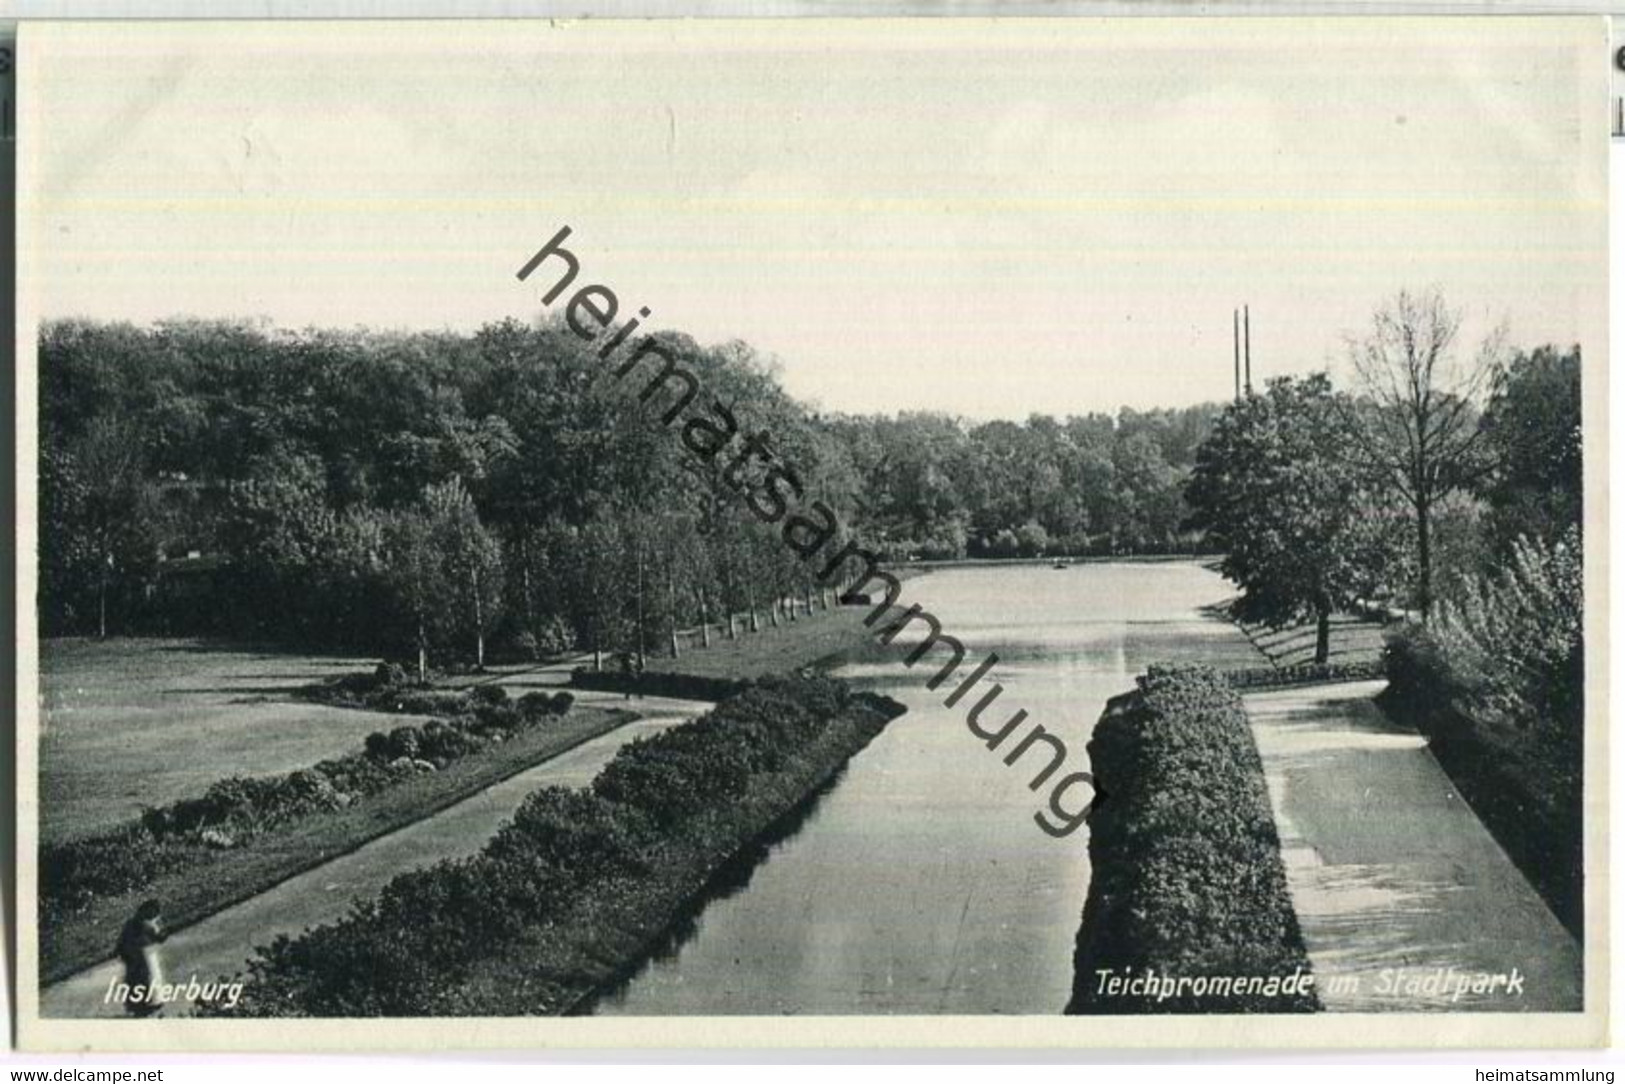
<box><xmin>1068</xmin><ymin>663</ymin><xmax>1320</xmax><ymax>1014</ymax></box>
<box><xmin>39</xmin><ymin>706</ymin><xmax>631</xmax><ymax>986</ymax></box>
<box><xmin>40</xmin><ymin>675</ymin><xmax>575</xmax><ymax>935</ymax></box>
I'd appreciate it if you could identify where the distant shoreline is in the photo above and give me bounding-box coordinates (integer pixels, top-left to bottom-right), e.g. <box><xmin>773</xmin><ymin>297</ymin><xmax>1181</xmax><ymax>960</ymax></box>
<box><xmin>905</xmin><ymin>553</ymin><xmax>1219</xmax><ymax>570</ymax></box>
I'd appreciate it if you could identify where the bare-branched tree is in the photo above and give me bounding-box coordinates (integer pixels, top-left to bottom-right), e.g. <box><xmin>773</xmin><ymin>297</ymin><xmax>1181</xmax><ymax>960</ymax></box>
<box><xmin>1342</xmin><ymin>288</ymin><xmax>1504</xmax><ymax>618</ymax></box>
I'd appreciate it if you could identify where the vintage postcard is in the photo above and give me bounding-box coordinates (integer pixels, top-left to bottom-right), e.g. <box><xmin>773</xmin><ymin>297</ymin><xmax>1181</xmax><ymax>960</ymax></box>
<box><xmin>12</xmin><ymin>16</ymin><xmax>1610</xmax><ymax>1051</ymax></box>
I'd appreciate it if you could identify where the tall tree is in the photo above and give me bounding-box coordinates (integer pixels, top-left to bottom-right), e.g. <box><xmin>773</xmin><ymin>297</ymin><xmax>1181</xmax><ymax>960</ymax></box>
<box><xmin>425</xmin><ymin>478</ymin><xmax>505</xmax><ymax>671</ymax></box>
<box><xmin>1186</xmin><ymin>374</ymin><xmax>1394</xmax><ymax>663</ymax></box>
<box><xmin>1342</xmin><ymin>288</ymin><xmax>1500</xmax><ymax>617</ymax></box>
<box><xmin>219</xmin><ymin>451</ymin><xmax>336</xmax><ymax>638</ymax></box>
<box><xmin>1477</xmin><ymin>345</ymin><xmax>1582</xmax><ymax>555</ymax></box>
<box><xmin>66</xmin><ymin>416</ymin><xmax>164</xmax><ymax>637</ymax></box>
<box><xmin>382</xmin><ymin>505</ymin><xmax>443</xmax><ymax>685</ymax></box>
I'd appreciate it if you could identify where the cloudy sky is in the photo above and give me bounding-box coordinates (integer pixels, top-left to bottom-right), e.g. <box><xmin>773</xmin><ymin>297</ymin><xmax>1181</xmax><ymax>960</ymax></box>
<box><xmin>22</xmin><ymin>18</ymin><xmax>1607</xmax><ymax>419</ymax></box>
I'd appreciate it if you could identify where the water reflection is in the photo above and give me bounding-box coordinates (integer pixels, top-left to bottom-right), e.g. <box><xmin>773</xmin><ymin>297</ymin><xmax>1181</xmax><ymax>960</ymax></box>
<box><xmin>568</xmin><ymin>764</ymin><xmax>853</xmax><ymax>1016</ymax></box>
<box><xmin>596</xmin><ymin>561</ymin><xmax>1259</xmax><ymax>1016</ymax></box>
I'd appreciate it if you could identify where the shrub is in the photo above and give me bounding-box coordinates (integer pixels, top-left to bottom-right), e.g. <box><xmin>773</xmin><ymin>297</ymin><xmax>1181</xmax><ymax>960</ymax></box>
<box><xmin>364</xmin><ymin>731</ymin><xmax>392</xmax><ymax>760</ymax></box>
<box><xmin>510</xmin><ymin>630</ymin><xmax>541</xmax><ymax>662</ymax></box>
<box><xmin>40</xmin><ymin>826</ymin><xmax>179</xmax><ymax>918</ymax></box>
<box><xmin>419</xmin><ymin>720</ymin><xmax>481</xmax><ymax>763</ymax></box>
<box><xmin>488</xmin><ymin>787</ymin><xmax>649</xmax><ymax>877</ymax></box>
<box><xmin>468</xmin><ymin>684</ymin><xmax>509</xmax><ymax>708</ymax></box>
<box><xmin>592</xmin><ymin>729</ymin><xmax>754</xmax><ymax>826</ymax></box>
<box><xmin>517</xmin><ymin>691</ymin><xmax>568</xmax><ymax>721</ymax></box>
<box><xmin>534</xmin><ymin>615</ymin><xmax>575</xmax><ymax>656</ymax></box>
<box><xmin>333</xmin><ymin>671</ymin><xmax>381</xmax><ymax>697</ymax></box>
<box><xmin>517</xmin><ymin>691</ymin><xmax>551</xmax><ymax>719</ymax></box>
<box><xmin>470</xmin><ymin>700</ymin><xmax>522</xmax><ymax>735</ymax></box>
<box><xmin>386</xmin><ymin>689</ymin><xmax>467</xmax><ymax>717</ymax></box>
<box><xmin>385</xmin><ymin>726</ymin><xmax>423</xmax><ymax>761</ymax></box>
<box><xmin>1384</xmin><ymin>529</ymin><xmax>1584</xmax><ymax>792</ymax></box>
<box><xmin>313</xmin><ymin>753</ymin><xmax>393</xmax><ymax>797</ymax></box>
<box><xmin>1069</xmin><ymin>663</ymin><xmax>1319</xmax><ymax>1014</ymax></box>
<box><xmin>189</xmin><ymin>776</ymin><xmax>281</xmax><ymax>831</ymax></box>
<box><xmin>277</xmin><ymin>769</ymin><xmax>344</xmax><ymax>818</ymax></box>
<box><xmin>1432</xmin><ymin>529</ymin><xmax>1581</xmax><ymax>739</ymax></box>
<box><xmin>511</xmin><ymin>617</ymin><xmax>575</xmax><ymax>661</ymax></box>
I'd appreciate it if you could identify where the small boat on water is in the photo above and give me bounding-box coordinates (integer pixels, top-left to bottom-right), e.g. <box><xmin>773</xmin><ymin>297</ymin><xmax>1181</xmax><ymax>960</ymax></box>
<box><xmin>1052</xmin><ymin>558</ymin><xmax>1071</xmax><ymax>569</ymax></box>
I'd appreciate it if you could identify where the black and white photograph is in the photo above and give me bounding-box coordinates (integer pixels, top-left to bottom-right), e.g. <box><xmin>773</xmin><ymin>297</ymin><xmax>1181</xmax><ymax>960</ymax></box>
<box><xmin>12</xmin><ymin>16</ymin><xmax>1610</xmax><ymax>1050</ymax></box>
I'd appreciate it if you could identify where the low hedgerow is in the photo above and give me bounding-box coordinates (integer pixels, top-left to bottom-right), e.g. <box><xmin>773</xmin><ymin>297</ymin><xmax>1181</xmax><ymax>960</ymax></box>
<box><xmin>468</xmin><ymin>684</ymin><xmax>509</xmax><ymax>708</ymax></box>
<box><xmin>1221</xmin><ymin>660</ymin><xmax>1385</xmax><ymax>690</ymax></box>
<box><xmin>1068</xmin><ymin>663</ymin><xmax>1320</xmax><ymax>1014</ymax></box>
<box><xmin>206</xmin><ymin>674</ymin><xmax>905</xmax><ymax>1017</ymax></box>
<box><xmin>517</xmin><ymin>690</ymin><xmax>574</xmax><ymax>721</ymax></box>
<box><xmin>39</xmin><ymin>675</ymin><xmax>578</xmax><ymax>933</ymax></box>
<box><xmin>568</xmin><ymin>667</ymin><xmax>748</xmax><ymax>702</ymax></box>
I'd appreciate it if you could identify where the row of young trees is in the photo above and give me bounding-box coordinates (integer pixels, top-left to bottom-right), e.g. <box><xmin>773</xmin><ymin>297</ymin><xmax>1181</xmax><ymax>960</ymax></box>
<box><xmin>39</xmin><ymin>313</ymin><xmax>1214</xmax><ymax>668</ymax></box>
<box><xmin>1185</xmin><ymin>288</ymin><xmax>1582</xmax><ymax>665</ymax></box>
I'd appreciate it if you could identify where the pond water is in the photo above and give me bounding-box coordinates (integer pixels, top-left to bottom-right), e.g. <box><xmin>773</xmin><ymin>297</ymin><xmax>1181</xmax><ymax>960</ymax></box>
<box><xmin>594</xmin><ymin>560</ymin><xmax>1260</xmax><ymax>1015</ymax></box>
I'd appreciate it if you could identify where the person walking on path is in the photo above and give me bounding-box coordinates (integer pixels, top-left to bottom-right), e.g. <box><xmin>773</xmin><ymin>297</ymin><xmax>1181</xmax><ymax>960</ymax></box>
<box><xmin>115</xmin><ymin>899</ymin><xmax>169</xmax><ymax>1018</ymax></box>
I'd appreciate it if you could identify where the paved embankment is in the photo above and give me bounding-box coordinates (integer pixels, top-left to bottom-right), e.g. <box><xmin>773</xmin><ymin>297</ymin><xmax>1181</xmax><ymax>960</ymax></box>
<box><xmin>39</xmin><ymin>687</ymin><xmax>707</xmax><ymax>1019</ymax></box>
<box><xmin>1244</xmin><ymin>681</ymin><xmax>1582</xmax><ymax>1012</ymax></box>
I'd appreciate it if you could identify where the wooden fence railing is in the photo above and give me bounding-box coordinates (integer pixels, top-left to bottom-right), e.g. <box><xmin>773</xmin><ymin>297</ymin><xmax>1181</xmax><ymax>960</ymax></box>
<box><xmin>1219</xmin><ymin>660</ymin><xmax>1387</xmax><ymax>690</ymax></box>
<box><xmin>663</xmin><ymin>584</ymin><xmax>851</xmax><ymax>658</ymax></box>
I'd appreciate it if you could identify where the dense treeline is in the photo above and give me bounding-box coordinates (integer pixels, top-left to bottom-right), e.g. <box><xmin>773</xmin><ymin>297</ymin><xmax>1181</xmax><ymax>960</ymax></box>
<box><xmin>39</xmin><ymin>316</ymin><xmax>1217</xmax><ymax>664</ymax></box>
<box><xmin>827</xmin><ymin>404</ymin><xmax>1219</xmax><ymax>560</ymax></box>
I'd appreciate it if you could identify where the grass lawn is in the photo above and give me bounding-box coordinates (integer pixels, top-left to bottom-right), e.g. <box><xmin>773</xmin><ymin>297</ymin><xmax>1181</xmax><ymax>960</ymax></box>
<box><xmin>642</xmin><ymin>606</ymin><xmax>886</xmax><ymax>682</ymax></box>
<box><xmin>637</xmin><ymin>588</ymin><xmax>923</xmax><ymax>684</ymax></box>
<box><xmin>40</xmin><ymin>638</ymin><xmax>423</xmax><ymax>844</ymax></box>
<box><xmin>39</xmin><ymin>704</ymin><xmax>637</xmax><ymax>984</ymax></box>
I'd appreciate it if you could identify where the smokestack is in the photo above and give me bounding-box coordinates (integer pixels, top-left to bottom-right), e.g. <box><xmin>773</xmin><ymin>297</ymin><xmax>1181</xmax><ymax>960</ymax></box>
<box><xmin>1244</xmin><ymin>304</ymin><xmax>1252</xmax><ymax>393</ymax></box>
<box><xmin>1233</xmin><ymin>309</ymin><xmax>1241</xmax><ymax>401</ymax></box>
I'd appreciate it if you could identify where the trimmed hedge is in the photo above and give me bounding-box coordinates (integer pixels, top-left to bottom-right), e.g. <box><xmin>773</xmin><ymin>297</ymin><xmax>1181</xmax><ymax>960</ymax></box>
<box><xmin>206</xmin><ymin>674</ymin><xmax>905</xmax><ymax>1017</ymax></box>
<box><xmin>1068</xmin><ymin>663</ymin><xmax>1320</xmax><ymax>1014</ymax></box>
<box><xmin>39</xmin><ymin>675</ymin><xmax>576</xmax><ymax>932</ymax></box>
<box><xmin>569</xmin><ymin>666</ymin><xmax>748</xmax><ymax>702</ymax></box>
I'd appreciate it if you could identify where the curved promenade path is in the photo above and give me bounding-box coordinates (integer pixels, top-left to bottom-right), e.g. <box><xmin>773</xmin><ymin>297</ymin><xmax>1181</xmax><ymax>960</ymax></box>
<box><xmin>1244</xmin><ymin>680</ymin><xmax>1582</xmax><ymax>1013</ymax></box>
<box><xmin>39</xmin><ymin>673</ymin><xmax>706</xmax><ymax>1020</ymax></box>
